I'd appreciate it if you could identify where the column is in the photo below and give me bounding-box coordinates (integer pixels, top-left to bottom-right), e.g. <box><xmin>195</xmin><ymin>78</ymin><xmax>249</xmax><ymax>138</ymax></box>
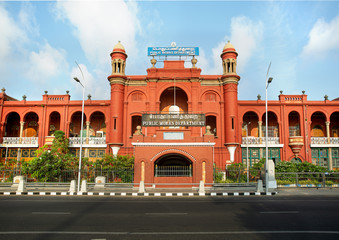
<box><xmin>202</xmin><ymin>162</ymin><xmax>206</xmax><ymax>183</ymax></box>
<box><xmin>141</xmin><ymin>162</ymin><xmax>145</xmax><ymax>182</ymax></box>
<box><xmin>329</xmin><ymin>148</ymin><xmax>333</xmax><ymax>170</ymax></box>
<box><xmin>258</xmin><ymin>121</ymin><xmax>263</xmax><ymax>144</ymax></box>
<box><xmin>326</xmin><ymin>122</ymin><xmax>331</xmax><ymax>170</ymax></box>
<box><xmin>326</xmin><ymin>121</ymin><xmax>330</xmax><ymax>144</ymax></box>
<box><xmin>19</xmin><ymin>121</ymin><xmax>25</xmax><ymax>142</ymax></box>
<box><xmin>85</xmin><ymin>121</ymin><xmax>90</xmax><ymax>144</ymax></box>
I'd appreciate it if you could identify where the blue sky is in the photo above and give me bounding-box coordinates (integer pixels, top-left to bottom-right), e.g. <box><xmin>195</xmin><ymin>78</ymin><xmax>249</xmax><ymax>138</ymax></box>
<box><xmin>1</xmin><ymin>0</ymin><xmax>339</xmax><ymax>101</ymax></box>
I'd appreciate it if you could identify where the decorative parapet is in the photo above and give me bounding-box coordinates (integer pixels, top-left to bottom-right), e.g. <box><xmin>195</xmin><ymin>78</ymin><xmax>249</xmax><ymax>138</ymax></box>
<box><xmin>68</xmin><ymin>137</ymin><xmax>106</xmax><ymax>147</ymax></box>
<box><xmin>1</xmin><ymin>137</ymin><xmax>39</xmax><ymax>147</ymax></box>
<box><xmin>279</xmin><ymin>94</ymin><xmax>307</xmax><ymax>103</ymax></box>
<box><xmin>241</xmin><ymin>137</ymin><xmax>282</xmax><ymax>148</ymax></box>
<box><xmin>311</xmin><ymin>137</ymin><xmax>327</xmax><ymax>145</ymax></box>
<box><xmin>310</xmin><ymin>137</ymin><xmax>339</xmax><ymax>147</ymax></box>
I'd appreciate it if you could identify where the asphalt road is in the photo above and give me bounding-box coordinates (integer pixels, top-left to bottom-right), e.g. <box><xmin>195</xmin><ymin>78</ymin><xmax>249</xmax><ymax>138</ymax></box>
<box><xmin>0</xmin><ymin>192</ymin><xmax>339</xmax><ymax>240</ymax></box>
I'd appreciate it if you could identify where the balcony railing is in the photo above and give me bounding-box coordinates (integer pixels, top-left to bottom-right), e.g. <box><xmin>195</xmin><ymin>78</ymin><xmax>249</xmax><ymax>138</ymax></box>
<box><xmin>311</xmin><ymin>137</ymin><xmax>339</xmax><ymax>145</ymax></box>
<box><xmin>68</xmin><ymin>137</ymin><xmax>106</xmax><ymax>145</ymax></box>
<box><xmin>311</xmin><ymin>137</ymin><xmax>328</xmax><ymax>144</ymax></box>
<box><xmin>330</xmin><ymin>137</ymin><xmax>339</xmax><ymax>144</ymax></box>
<box><xmin>242</xmin><ymin>137</ymin><xmax>280</xmax><ymax>145</ymax></box>
<box><xmin>2</xmin><ymin>137</ymin><xmax>38</xmax><ymax>145</ymax></box>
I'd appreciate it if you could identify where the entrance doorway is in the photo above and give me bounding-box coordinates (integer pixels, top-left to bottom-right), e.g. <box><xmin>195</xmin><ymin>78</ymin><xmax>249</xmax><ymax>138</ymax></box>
<box><xmin>154</xmin><ymin>153</ymin><xmax>192</xmax><ymax>177</ymax></box>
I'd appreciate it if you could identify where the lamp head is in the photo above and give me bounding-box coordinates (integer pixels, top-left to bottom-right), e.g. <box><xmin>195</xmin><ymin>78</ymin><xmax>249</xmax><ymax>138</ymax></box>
<box><xmin>73</xmin><ymin>77</ymin><xmax>80</xmax><ymax>83</ymax></box>
<box><xmin>268</xmin><ymin>77</ymin><xmax>273</xmax><ymax>84</ymax></box>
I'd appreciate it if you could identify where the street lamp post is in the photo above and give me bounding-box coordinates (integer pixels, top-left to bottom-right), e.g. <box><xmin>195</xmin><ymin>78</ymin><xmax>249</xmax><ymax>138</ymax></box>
<box><xmin>74</xmin><ymin>62</ymin><xmax>85</xmax><ymax>192</ymax></box>
<box><xmin>265</xmin><ymin>62</ymin><xmax>273</xmax><ymax>194</ymax></box>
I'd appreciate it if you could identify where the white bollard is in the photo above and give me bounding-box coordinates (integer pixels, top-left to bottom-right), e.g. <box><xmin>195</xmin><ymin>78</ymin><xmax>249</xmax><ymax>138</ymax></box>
<box><xmin>69</xmin><ymin>180</ymin><xmax>76</xmax><ymax>193</ymax></box>
<box><xmin>12</xmin><ymin>176</ymin><xmax>24</xmax><ymax>187</ymax></box>
<box><xmin>16</xmin><ymin>179</ymin><xmax>26</xmax><ymax>193</ymax></box>
<box><xmin>256</xmin><ymin>179</ymin><xmax>264</xmax><ymax>193</ymax></box>
<box><xmin>138</xmin><ymin>181</ymin><xmax>145</xmax><ymax>193</ymax></box>
<box><xmin>81</xmin><ymin>180</ymin><xmax>87</xmax><ymax>192</ymax></box>
<box><xmin>95</xmin><ymin>176</ymin><xmax>106</xmax><ymax>188</ymax></box>
<box><xmin>199</xmin><ymin>180</ymin><xmax>205</xmax><ymax>194</ymax></box>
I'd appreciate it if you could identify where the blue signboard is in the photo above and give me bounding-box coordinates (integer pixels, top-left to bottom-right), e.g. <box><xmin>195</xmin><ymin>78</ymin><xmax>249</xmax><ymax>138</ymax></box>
<box><xmin>148</xmin><ymin>46</ymin><xmax>199</xmax><ymax>56</ymax></box>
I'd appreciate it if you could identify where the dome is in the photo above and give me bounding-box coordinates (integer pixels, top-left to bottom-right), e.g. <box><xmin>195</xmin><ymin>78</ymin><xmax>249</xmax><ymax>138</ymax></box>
<box><xmin>169</xmin><ymin>105</ymin><xmax>180</xmax><ymax>114</ymax></box>
<box><xmin>113</xmin><ymin>41</ymin><xmax>125</xmax><ymax>51</ymax></box>
<box><xmin>223</xmin><ymin>41</ymin><xmax>235</xmax><ymax>50</ymax></box>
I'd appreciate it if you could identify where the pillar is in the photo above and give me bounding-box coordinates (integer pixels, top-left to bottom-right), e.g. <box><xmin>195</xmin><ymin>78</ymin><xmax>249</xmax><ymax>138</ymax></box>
<box><xmin>326</xmin><ymin>121</ymin><xmax>330</xmax><ymax>143</ymax></box>
<box><xmin>19</xmin><ymin>121</ymin><xmax>25</xmax><ymax>142</ymax></box>
<box><xmin>202</xmin><ymin>161</ymin><xmax>206</xmax><ymax>183</ymax></box>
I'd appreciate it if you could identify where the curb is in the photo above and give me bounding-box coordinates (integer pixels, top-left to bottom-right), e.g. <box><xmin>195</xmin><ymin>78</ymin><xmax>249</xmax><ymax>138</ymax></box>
<box><xmin>0</xmin><ymin>191</ymin><xmax>277</xmax><ymax>196</ymax></box>
<box><xmin>278</xmin><ymin>184</ymin><xmax>339</xmax><ymax>188</ymax></box>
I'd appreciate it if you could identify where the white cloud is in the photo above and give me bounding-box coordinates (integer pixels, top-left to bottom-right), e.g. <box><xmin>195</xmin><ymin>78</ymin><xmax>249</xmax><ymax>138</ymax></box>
<box><xmin>200</xmin><ymin>16</ymin><xmax>263</xmax><ymax>75</ymax></box>
<box><xmin>70</xmin><ymin>63</ymin><xmax>109</xmax><ymax>100</ymax></box>
<box><xmin>0</xmin><ymin>5</ymin><xmax>26</xmax><ymax>64</ymax></box>
<box><xmin>54</xmin><ymin>0</ymin><xmax>140</xmax><ymax>67</ymax></box>
<box><xmin>302</xmin><ymin>15</ymin><xmax>339</xmax><ymax>58</ymax></box>
<box><xmin>27</xmin><ymin>43</ymin><xmax>68</xmax><ymax>83</ymax></box>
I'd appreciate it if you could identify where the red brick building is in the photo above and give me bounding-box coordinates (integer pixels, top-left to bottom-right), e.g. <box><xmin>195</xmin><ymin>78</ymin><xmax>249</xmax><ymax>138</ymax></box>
<box><xmin>1</xmin><ymin>41</ymin><xmax>339</xmax><ymax>184</ymax></box>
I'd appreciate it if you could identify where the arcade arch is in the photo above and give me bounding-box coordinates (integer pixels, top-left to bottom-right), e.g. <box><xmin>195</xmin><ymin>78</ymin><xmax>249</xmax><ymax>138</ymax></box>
<box><xmin>154</xmin><ymin>153</ymin><xmax>192</xmax><ymax>177</ymax></box>
<box><xmin>311</xmin><ymin>112</ymin><xmax>326</xmax><ymax>137</ymax></box>
<box><xmin>242</xmin><ymin>111</ymin><xmax>259</xmax><ymax>137</ymax></box>
<box><xmin>5</xmin><ymin>112</ymin><xmax>20</xmax><ymax>137</ymax></box>
<box><xmin>262</xmin><ymin>111</ymin><xmax>279</xmax><ymax>137</ymax></box>
<box><xmin>289</xmin><ymin>111</ymin><xmax>301</xmax><ymax>136</ymax></box>
<box><xmin>23</xmin><ymin>112</ymin><xmax>39</xmax><ymax>137</ymax></box>
<box><xmin>69</xmin><ymin>111</ymin><xmax>87</xmax><ymax>137</ymax></box>
<box><xmin>49</xmin><ymin>111</ymin><xmax>60</xmax><ymax>136</ymax></box>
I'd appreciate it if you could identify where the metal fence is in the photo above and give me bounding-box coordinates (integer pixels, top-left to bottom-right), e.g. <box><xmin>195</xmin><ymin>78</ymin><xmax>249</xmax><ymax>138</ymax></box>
<box><xmin>0</xmin><ymin>168</ymin><xmax>134</xmax><ymax>183</ymax></box>
<box><xmin>155</xmin><ymin>166</ymin><xmax>192</xmax><ymax>177</ymax></box>
<box><xmin>214</xmin><ymin>168</ymin><xmax>261</xmax><ymax>183</ymax></box>
<box><xmin>214</xmin><ymin>168</ymin><xmax>339</xmax><ymax>187</ymax></box>
<box><xmin>275</xmin><ymin>172</ymin><xmax>339</xmax><ymax>187</ymax></box>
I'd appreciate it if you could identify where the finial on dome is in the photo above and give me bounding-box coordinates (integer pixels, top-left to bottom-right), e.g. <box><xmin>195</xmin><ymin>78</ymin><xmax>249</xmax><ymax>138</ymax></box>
<box><xmin>223</xmin><ymin>40</ymin><xmax>235</xmax><ymax>50</ymax></box>
<box><xmin>113</xmin><ymin>41</ymin><xmax>125</xmax><ymax>51</ymax></box>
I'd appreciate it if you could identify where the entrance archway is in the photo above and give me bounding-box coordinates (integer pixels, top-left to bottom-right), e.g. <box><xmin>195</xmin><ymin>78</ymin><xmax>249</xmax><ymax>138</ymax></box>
<box><xmin>154</xmin><ymin>153</ymin><xmax>192</xmax><ymax>177</ymax></box>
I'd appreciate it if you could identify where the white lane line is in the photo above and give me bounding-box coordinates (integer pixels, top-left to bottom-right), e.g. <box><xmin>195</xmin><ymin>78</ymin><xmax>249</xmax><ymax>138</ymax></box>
<box><xmin>0</xmin><ymin>230</ymin><xmax>338</xmax><ymax>235</ymax></box>
<box><xmin>260</xmin><ymin>211</ymin><xmax>299</xmax><ymax>214</ymax></box>
<box><xmin>145</xmin><ymin>213</ymin><xmax>188</xmax><ymax>216</ymax></box>
<box><xmin>32</xmin><ymin>212</ymin><xmax>71</xmax><ymax>215</ymax></box>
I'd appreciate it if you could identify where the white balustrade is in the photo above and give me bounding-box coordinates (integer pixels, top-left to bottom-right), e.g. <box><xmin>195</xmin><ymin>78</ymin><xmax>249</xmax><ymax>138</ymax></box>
<box><xmin>330</xmin><ymin>137</ymin><xmax>339</xmax><ymax>144</ymax></box>
<box><xmin>68</xmin><ymin>137</ymin><xmax>106</xmax><ymax>145</ymax></box>
<box><xmin>2</xmin><ymin>137</ymin><xmax>38</xmax><ymax>145</ymax></box>
<box><xmin>311</xmin><ymin>137</ymin><xmax>327</xmax><ymax>144</ymax></box>
<box><xmin>242</xmin><ymin>137</ymin><xmax>280</xmax><ymax>145</ymax></box>
<box><xmin>262</xmin><ymin>137</ymin><xmax>280</xmax><ymax>144</ymax></box>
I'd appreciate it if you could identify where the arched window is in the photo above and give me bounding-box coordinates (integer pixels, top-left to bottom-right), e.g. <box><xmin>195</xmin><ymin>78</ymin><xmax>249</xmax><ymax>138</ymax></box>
<box><xmin>131</xmin><ymin>116</ymin><xmax>142</xmax><ymax>136</ymax></box>
<box><xmin>206</xmin><ymin>116</ymin><xmax>217</xmax><ymax>136</ymax></box>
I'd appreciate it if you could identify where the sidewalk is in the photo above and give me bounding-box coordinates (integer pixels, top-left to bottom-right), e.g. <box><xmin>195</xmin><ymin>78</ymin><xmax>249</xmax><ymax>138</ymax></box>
<box><xmin>277</xmin><ymin>187</ymin><xmax>339</xmax><ymax>196</ymax></box>
<box><xmin>0</xmin><ymin>182</ymin><xmax>276</xmax><ymax>196</ymax></box>
<box><xmin>2</xmin><ymin>182</ymin><xmax>339</xmax><ymax>197</ymax></box>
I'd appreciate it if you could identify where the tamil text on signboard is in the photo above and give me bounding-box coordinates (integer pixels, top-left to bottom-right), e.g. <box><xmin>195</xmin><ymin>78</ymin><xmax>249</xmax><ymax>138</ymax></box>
<box><xmin>148</xmin><ymin>47</ymin><xmax>199</xmax><ymax>57</ymax></box>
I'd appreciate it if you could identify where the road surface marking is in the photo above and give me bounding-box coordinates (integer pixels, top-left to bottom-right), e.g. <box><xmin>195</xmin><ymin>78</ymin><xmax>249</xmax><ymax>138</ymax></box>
<box><xmin>32</xmin><ymin>212</ymin><xmax>71</xmax><ymax>215</ymax></box>
<box><xmin>260</xmin><ymin>211</ymin><xmax>299</xmax><ymax>214</ymax></box>
<box><xmin>0</xmin><ymin>230</ymin><xmax>339</xmax><ymax>235</ymax></box>
<box><xmin>145</xmin><ymin>213</ymin><xmax>188</xmax><ymax>216</ymax></box>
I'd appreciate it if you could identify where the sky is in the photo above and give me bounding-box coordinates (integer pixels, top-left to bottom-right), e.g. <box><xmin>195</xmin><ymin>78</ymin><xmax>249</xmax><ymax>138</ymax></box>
<box><xmin>1</xmin><ymin>0</ymin><xmax>339</xmax><ymax>102</ymax></box>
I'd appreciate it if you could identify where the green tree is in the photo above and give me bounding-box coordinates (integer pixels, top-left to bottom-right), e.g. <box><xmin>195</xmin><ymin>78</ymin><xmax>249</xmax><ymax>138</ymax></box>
<box><xmin>92</xmin><ymin>154</ymin><xmax>134</xmax><ymax>183</ymax></box>
<box><xmin>22</xmin><ymin>131</ymin><xmax>76</xmax><ymax>182</ymax></box>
